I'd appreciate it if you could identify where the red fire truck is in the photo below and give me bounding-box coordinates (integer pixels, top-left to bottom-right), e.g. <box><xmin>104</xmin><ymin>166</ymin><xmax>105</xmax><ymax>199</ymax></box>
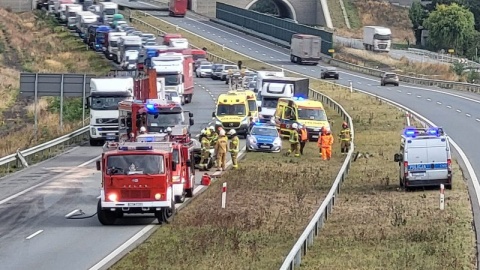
<box><xmin>117</xmin><ymin>69</ymin><xmax>194</xmax><ymax>142</ymax></box>
<box><xmin>96</xmin><ymin>142</ymin><xmax>177</xmax><ymax>225</ymax></box>
<box><xmin>136</xmin><ymin>125</ymin><xmax>195</xmax><ymax>203</ymax></box>
<box><xmin>169</xmin><ymin>0</ymin><xmax>187</xmax><ymax>17</ymax></box>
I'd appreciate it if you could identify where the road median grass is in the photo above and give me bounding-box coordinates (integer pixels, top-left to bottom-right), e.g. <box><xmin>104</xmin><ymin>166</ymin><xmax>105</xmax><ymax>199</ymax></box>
<box><xmin>123</xmin><ymin>14</ymin><xmax>475</xmax><ymax>269</ymax></box>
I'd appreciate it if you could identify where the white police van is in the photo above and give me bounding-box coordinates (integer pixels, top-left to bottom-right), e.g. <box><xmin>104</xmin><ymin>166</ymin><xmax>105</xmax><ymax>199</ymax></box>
<box><xmin>393</xmin><ymin>127</ymin><xmax>452</xmax><ymax>189</ymax></box>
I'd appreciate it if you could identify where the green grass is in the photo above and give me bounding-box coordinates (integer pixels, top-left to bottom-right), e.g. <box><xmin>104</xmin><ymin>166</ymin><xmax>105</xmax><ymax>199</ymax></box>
<box><xmin>120</xmin><ymin>13</ymin><xmax>476</xmax><ymax>269</ymax></box>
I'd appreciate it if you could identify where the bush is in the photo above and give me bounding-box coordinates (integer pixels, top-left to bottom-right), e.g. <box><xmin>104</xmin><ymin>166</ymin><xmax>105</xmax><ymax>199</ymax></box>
<box><xmin>47</xmin><ymin>97</ymin><xmax>88</xmax><ymax>122</ymax></box>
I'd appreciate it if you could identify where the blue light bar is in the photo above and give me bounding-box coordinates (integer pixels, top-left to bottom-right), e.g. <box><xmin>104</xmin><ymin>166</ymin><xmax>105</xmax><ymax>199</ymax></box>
<box><xmin>254</xmin><ymin>122</ymin><xmax>264</xmax><ymax>126</ymax></box>
<box><xmin>143</xmin><ymin>137</ymin><xmax>154</xmax><ymax>142</ymax></box>
<box><xmin>404</xmin><ymin>128</ymin><xmax>416</xmax><ymax>137</ymax></box>
<box><xmin>293</xmin><ymin>96</ymin><xmax>305</xmax><ymax>101</ymax></box>
<box><xmin>119</xmin><ymin>146</ymin><xmax>153</xmax><ymax>150</ymax></box>
<box><xmin>403</xmin><ymin>127</ymin><xmax>443</xmax><ymax>138</ymax></box>
<box><xmin>146</xmin><ymin>104</ymin><xmax>155</xmax><ymax>111</ymax></box>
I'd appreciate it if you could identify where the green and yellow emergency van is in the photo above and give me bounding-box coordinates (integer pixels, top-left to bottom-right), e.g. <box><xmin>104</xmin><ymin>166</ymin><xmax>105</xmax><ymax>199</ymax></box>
<box><xmin>212</xmin><ymin>90</ymin><xmax>252</xmax><ymax>138</ymax></box>
<box><xmin>274</xmin><ymin>97</ymin><xmax>330</xmax><ymax>141</ymax></box>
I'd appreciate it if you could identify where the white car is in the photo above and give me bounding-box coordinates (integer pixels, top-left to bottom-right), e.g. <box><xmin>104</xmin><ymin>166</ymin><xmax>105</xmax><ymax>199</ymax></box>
<box><xmin>196</xmin><ymin>64</ymin><xmax>213</xmax><ymax>78</ymax></box>
<box><xmin>165</xmin><ymin>90</ymin><xmax>182</xmax><ymax>105</ymax></box>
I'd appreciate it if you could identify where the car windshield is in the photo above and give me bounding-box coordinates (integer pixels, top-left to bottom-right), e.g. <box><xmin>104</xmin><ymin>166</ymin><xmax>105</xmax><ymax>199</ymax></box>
<box><xmin>91</xmin><ymin>97</ymin><xmax>128</xmax><ymax>110</ymax></box>
<box><xmin>104</xmin><ymin>9</ymin><xmax>116</xmax><ymax>15</ymax></box>
<box><xmin>216</xmin><ymin>104</ymin><xmax>246</xmax><ymax>116</ymax></box>
<box><xmin>252</xmin><ymin>127</ymin><xmax>277</xmax><ymax>137</ymax></box>
<box><xmin>147</xmin><ymin>112</ymin><xmax>184</xmax><ymax>127</ymax></box>
<box><xmin>106</xmin><ymin>154</ymin><xmax>164</xmax><ymax>175</ymax></box>
<box><xmin>109</xmin><ymin>40</ymin><xmax>118</xmax><ymax>47</ymax></box>
<box><xmin>297</xmin><ymin>107</ymin><xmax>327</xmax><ymax>121</ymax></box>
<box><xmin>261</xmin><ymin>97</ymin><xmax>278</xmax><ymax>108</ymax></box>
<box><xmin>248</xmin><ymin>100</ymin><xmax>257</xmax><ymax>112</ymax></box>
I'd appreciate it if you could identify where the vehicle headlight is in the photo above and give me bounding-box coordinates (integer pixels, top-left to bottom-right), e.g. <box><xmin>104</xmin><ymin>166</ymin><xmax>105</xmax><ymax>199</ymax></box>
<box><xmin>90</xmin><ymin>127</ymin><xmax>96</xmax><ymax>135</ymax></box>
<box><xmin>273</xmin><ymin>137</ymin><xmax>282</xmax><ymax>146</ymax></box>
<box><xmin>249</xmin><ymin>137</ymin><xmax>257</xmax><ymax>144</ymax></box>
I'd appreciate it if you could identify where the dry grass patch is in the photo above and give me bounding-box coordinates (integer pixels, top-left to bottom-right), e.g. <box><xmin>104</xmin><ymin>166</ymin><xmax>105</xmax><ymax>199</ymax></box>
<box><xmin>335</xmin><ymin>0</ymin><xmax>414</xmax><ymax>43</ymax></box>
<box><xmin>112</xmin><ymin>107</ymin><xmax>346</xmax><ymax>269</ymax></box>
<box><xmin>127</xmin><ymin>14</ymin><xmax>476</xmax><ymax>268</ymax></box>
<box><xmin>0</xmin><ymin>9</ymin><xmax>111</xmax><ymax>158</ymax></box>
<box><xmin>335</xmin><ymin>47</ymin><xmax>458</xmax><ymax>81</ymax></box>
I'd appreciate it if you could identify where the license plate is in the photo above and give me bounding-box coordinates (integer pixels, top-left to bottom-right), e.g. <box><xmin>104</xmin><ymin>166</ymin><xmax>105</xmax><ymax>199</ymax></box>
<box><xmin>128</xmin><ymin>203</ymin><xmax>143</xmax><ymax>207</ymax></box>
<box><xmin>106</xmin><ymin>136</ymin><xmax>116</xmax><ymax>140</ymax></box>
<box><xmin>412</xmin><ymin>173</ymin><xmax>425</xmax><ymax>176</ymax></box>
<box><xmin>312</xmin><ymin>135</ymin><xmax>318</xmax><ymax>138</ymax></box>
<box><xmin>260</xmin><ymin>145</ymin><xmax>270</xmax><ymax>149</ymax></box>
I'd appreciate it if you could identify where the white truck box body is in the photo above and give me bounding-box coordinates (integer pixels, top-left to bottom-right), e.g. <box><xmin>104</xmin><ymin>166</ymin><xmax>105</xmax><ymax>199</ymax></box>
<box><xmin>290</xmin><ymin>34</ymin><xmax>321</xmax><ymax>64</ymax></box>
<box><xmin>255</xmin><ymin>70</ymin><xmax>285</xmax><ymax>92</ymax></box>
<box><xmin>152</xmin><ymin>53</ymin><xmax>184</xmax><ymax>95</ymax></box>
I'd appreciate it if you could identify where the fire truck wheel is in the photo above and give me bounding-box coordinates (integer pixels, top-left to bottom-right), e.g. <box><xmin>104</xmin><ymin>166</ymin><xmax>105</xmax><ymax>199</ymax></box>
<box><xmin>97</xmin><ymin>199</ymin><xmax>117</xmax><ymax>225</ymax></box>
<box><xmin>186</xmin><ymin>179</ymin><xmax>194</xmax><ymax>198</ymax></box>
<box><xmin>156</xmin><ymin>202</ymin><xmax>176</xmax><ymax>224</ymax></box>
<box><xmin>174</xmin><ymin>194</ymin><xmax>185</xmax><ymax>204</ymax></box>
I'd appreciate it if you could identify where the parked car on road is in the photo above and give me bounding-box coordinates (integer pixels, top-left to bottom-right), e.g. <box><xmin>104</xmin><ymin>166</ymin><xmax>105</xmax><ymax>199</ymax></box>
<box><xmin>381</xmin><ymin>72</ymin><xmax>399</xmax><ymax>86</ymax></box>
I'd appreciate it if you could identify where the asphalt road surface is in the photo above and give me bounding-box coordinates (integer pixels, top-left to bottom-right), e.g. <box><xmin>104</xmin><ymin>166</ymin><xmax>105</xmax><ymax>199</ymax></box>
<box><xmin>0</xmin><ymin>77</ymin><xmax>243</xmax><ymax>270</ymax></box>
<box><xmin>135</xmin><ymin>9</ymin><xmax>480</xmax><ymax>259</ymax></box>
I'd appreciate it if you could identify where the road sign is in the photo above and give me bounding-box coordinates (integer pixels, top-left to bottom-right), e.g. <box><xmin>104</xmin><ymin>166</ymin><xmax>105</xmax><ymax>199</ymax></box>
<box><xmin>19</xmin><ymin>73</ymin><xmax>96</xmax><ymax>97</ymax></box>
<box><xmin>328</xmin><ymin>49</ymin><xmax>335</xmax><ymax>53</ymax></box>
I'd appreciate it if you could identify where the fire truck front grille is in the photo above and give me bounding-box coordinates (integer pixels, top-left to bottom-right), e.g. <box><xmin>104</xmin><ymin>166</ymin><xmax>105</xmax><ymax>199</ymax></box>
<box><xmin>222</xmin><ymin>122</ymin><xmax>240</xmax><ymax>128</ymax></box>
<box><xmin>121</xmin><ymin>190</ymin><xmax>151</xmax><ymax>200</ymax></box>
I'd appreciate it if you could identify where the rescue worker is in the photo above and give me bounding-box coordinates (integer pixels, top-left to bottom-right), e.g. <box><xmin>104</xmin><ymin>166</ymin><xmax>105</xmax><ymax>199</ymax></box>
<box><xmin>215</xmin><ymin>129</ymin><xmax>228</xmax><ymax>171</ymax></box>
<box><xmin>199</xmin><ymin>129</ymin><xmax>211</xmax><ymax>171</ymax></box>
<box><xmin>227</xmin><ymin>68</ymin><xmax>234</xmax><ymax>86</ymax></box>
<box><xmin>165</xmin><ymin>127</ymin><xmax>173</xmax><ymax>141</ymax></box>
<box><xmin>318</xmin><ymin>129</ymin><xmax>334</xmax><ymax>160</ymax></box>
<box><xmin>286</xmin><ymin>123</ymin><xmax>300</xmax><ymax>157</ymax></box>
<box><xmin>209</xmin><ymin>126</ymin><xmax>218</xmax><ymax>144</ymax></box>
<box><xmin>299</xmin><ymin>124</ymin><xmax>308</xmax><ymax>155</ymax></box>
<box><xmin>228</xmin><ymin>129</ymin><xmax>240</xmax><ymax>169</ymax></box>
<box><xmin>339</xmin><ymin>122</ymin><xmax>351</xmax><ymax>154</ymax></box>
<box><xmin>248</xmin><ymin>117</ymin><xmax>255</xmax><ymax>132</ymax></box>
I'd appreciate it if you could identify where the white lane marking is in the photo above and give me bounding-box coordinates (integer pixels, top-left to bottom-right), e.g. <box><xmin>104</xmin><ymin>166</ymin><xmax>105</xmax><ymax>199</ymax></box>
<box><xmin>179</xmin><ymin>15</ymin><xmax>480</xmax><ymax>107</ymax></box>
<box><xmin>437</xmin><ymin>101</ymin><xmax>442</xmax><ymax>105</ymax></box>
<box><xmin>456</xmin><ymin>109</ymin><xmax>461</xmax><ymax>113</ymax></box>
<box><xmin>416</xmin><ymin>95</ymin><xmax>421</xmax><ymax>98</ymax></box>
<box><xmin>426</xmin><ymin>98</ymin><xmax>431</xmax><ymax>101</ymax></box>
<box><xmin>357</xmin><ymin>82</ymin><xmax>361</xmax><ymax>85</ymax></box>
<box><xmin>466</xmin><ymin>114</ymin><xmax>471</xmax><ymax>117</ymax></box>
<box><xmin>407</xmin><ymin>92</ymin><xmax>412</xmax><ymax>95</ymax></box>
<box><xmin>0</xmin><ymin>156</ymin><xmax>99</xmax><ymax>206</ymax></box>
<box><xmin>26</xmin><ymin>230</ymin><xmax>44</xmax><ymax>240</ymax></box>
<box><xmin>476</xmin><ymin>118</ymin><xmax>480</xmax><ymax>122</ymax></box>
<box><xmin>447</xmin><ymin>105</ymin><xmax>452</xmax><ymax>109</ymax></box>
<box><xmin>65</xmin><ymin>209</ymin><xmax>81</xmax><ymax>218</ymax></box>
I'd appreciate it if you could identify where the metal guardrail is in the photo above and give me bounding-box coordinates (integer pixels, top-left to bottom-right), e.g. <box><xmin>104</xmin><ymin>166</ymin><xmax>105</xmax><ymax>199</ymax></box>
<box><xmin>124</xmin><ymin>11</ymin><xmax>356</xmax><ymax>269</ymax></box>
<box><xmin>407</xmin><ymin>48</ymin><xmax>480</xmax><ymax>69</ymax></box>
<box><xmin>0</xmin><ymin>126</ymin><xmax>89</xmax><ymax>176</ymax></box>
<box><xmin>328</xmin><ymin>58</ymin><xmax>480</xmax><ymax>93</ymax></box>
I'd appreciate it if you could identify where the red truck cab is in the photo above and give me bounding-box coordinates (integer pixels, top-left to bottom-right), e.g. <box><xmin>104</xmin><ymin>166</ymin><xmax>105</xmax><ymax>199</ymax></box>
<box><xmin>96</xmin><ymin>143</ymin><xmax>177</xmax><ymax>225</ymax></box>
<box><xmin>136</xmin><ymin>126</ymin><xmax>195</xmax><ymax>203</ymax></box>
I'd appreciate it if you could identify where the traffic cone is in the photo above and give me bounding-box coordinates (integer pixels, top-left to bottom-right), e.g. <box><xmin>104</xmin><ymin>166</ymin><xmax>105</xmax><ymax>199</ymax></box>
<box><xmin>201</xmin><ymin>173</ymin><xmax>211</xmax><ymax>186</ymax></box>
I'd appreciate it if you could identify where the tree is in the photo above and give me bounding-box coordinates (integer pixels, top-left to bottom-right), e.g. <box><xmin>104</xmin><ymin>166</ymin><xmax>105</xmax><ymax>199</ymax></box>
<box><xmin>250</xmin><ymin>0</ymin><xmax>279</xmax><ymax>15</ymax></box>
<box><xmin>423</xmin><ymin>3</ymin><xmax>476</xmax><ymax>55</ymax></box>
<box><xmin>409</xmin><ymin>1</ymin><xmax>429</xmax><ymax>45</ymax></box>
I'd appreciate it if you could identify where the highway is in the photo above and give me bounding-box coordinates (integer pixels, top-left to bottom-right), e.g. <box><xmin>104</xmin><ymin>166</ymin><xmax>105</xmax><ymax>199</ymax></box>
<box><xmin>131</xmin><ymin>7</ymin><xmax>480</xmax><ymax>248</ymax></box>
<box><xmin>0</xmin><ymin>77</ymin><xmax>240</xmax><ymax>270</ymax></box>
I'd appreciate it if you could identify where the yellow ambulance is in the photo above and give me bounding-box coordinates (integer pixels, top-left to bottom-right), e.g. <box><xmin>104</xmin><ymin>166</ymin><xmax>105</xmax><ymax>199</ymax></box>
<box><xmin>212</xmin><ymin>90</ymin><xmax>252</xmax><ymax>138</ymax></box>
<box><xmin>274</xmin><ymin>97</ymin><xmax>330</xmax><ymax>141</ymax></box>
<box><xmin>235</xmin><ymin>89</ymin><xmax>259</xmax><ymax>121</ymax></box>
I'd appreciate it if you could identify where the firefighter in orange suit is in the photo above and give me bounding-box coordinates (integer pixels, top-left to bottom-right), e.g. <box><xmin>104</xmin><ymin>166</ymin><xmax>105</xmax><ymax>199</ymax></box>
<box><xmin>318</xmin><ymin>129</ymin><xmax>334</xmax><ymax>160</ymax></box>
<box><xmin>299</xmin><ymin>124</ymin><xmax>308</xmax><ymax>155</ymax></box>
<box><xmin>215</xmin><ymin>129</ymin><xmax>228</xmax><ymax>171</ymax></box>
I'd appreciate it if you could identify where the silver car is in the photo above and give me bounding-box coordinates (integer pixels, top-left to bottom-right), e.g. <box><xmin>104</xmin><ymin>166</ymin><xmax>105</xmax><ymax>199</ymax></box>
<box><xmin>196</xmin><ymin>64</ymin><xmax>213</xmax><ymax>78</ymax></box>
<box><xmin>246</xmin><ymin>124</ymin><xmax>282</xmax><ymax>152</ymax></box>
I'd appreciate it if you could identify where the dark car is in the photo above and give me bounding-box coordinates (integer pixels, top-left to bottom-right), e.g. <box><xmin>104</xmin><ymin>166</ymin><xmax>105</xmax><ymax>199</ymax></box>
<box><xmin>320</xmin><ymin>67</ymin><xmax>339</xmax><ymax>80</ymax></box>
<box><xmin>211</xmin><ymin>64</ymin><xmax>223</xmax><ymax>80</ymax></box>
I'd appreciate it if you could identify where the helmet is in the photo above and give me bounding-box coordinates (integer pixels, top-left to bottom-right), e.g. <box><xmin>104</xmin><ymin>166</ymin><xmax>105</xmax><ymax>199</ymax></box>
<box><xmin>228</xmin><ymin>129</ymin><xmax>236</xmax><ymax>135</ymax></box>
<box><xmin>140</xmin><ymin>126</ymin><xmax>146</xmax><ymax>133</ymax></box>
<box><xmin>209</xmin><ymin>126</ymin><xmax>215</xmax><ymax>131</ymax></box>
<box><xmin>166</xmin><ymin>127</ymin><xmax>172</xmax><ymax>133</ymax></box>
<box><xmin>342</xmin><ymin>122</ymin><xmax>348</xmax><ymax>128</ymax></box>
<box><xmin>219</xmin><ymin>129</ymin><xmax>226</xmax><ymax>136</ymax></box>
<box><xmin>291</xmin><ymin>123</ymin><xmax>298</xmax><ymax>129</ymax></box>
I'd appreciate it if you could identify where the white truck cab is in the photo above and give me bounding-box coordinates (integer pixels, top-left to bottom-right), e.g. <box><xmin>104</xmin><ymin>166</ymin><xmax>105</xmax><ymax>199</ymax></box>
<box><xmin>106</xmin><ymin>32</ymin><xmax>126</xmax><ymax>61</ymax></box>
<box><xmin>98</xmin><ymin>2</ymin><xmax>118</xmax><ymax>23</ymax></box>
<box><xmin>86</xmin><ymin>78</ymin><xmax>134</xmax><ymax>146</ymax></box>
<box><xmin>152</xmin><ymin>53</ymin><xmax>185</xmax><ymax>100</ymax></box>
<box><xmin>394</xmin><ymin>127</ymin><xmax>452</xmax><ymax>189</ymax></box>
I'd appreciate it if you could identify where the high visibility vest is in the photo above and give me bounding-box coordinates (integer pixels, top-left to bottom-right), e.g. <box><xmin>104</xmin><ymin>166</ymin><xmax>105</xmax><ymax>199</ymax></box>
<box><xmin>339</xmin><ymin>128</ymin><xmax>351</xmax><ymax>141</ymax></box>
<box><xmin>300</xmin><ymin>129</ymin><xmax>308</xmax><ymax>141</ymax></box>
<box><xmin>289</xmin><ymin>130</ymin><xmax>299</xmax><ymax>143</ymax></box>
<box><xmin>320</xmin><ymin>134</ymin><xmax>334</xmax><ymax>148</ymax></box>
<box><xmin>201</xmin><ymin>137</ymin><xmax>210</xmax><ymax>150</ymax></box>
<box><xmin>229</xmin><ymin>136</ymin><xmax>240</xmax><ymax>152</ymax></box>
